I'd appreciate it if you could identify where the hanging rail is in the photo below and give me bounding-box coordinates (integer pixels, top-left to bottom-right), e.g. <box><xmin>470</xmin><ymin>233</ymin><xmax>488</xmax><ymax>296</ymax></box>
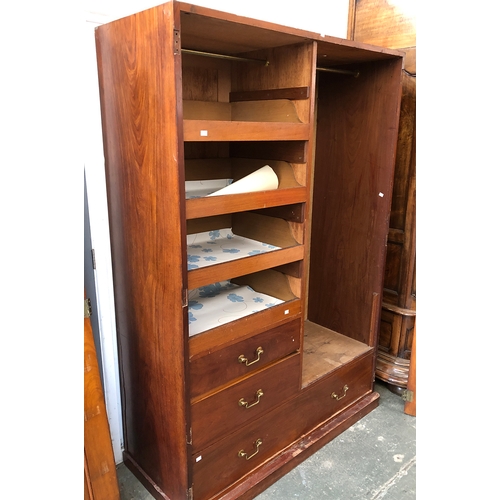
<box><xmin>182</xmin><ymin>48</ymin><xmax>359</xmax><ymax>76</ymax></box>
<box><xmin>317</xmin><ymin>66</ymin><xmax>360</xmax><ymax>77</ymax></box>
<box><xmin>181</xmin><ymin>48</ymin><xmax>269</xmax><ymax>65</ymax></box>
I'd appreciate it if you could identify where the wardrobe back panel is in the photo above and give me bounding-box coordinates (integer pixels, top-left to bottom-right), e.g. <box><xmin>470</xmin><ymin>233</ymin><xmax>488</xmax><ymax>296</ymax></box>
<box><xmin>308</xmin><ymin>59</ymin><xmax>402</xmax><ymax>345</ymax></box>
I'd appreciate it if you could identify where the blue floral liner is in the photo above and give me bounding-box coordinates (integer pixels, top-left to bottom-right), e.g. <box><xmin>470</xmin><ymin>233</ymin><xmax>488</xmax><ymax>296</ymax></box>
<box><xmin>188</xmin><ymin>280</ymin><xmax>284</xmax><ymax>337</ymax></box>
<box><xmin>187</xmin><ymin>228</ymin><xmax>280</xmax><ymax>270</ymax></box>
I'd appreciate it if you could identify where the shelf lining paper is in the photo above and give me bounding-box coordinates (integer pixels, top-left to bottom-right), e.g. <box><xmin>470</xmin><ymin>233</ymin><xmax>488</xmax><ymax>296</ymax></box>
<box><xmin>188</xmin><ymin>280</ymin><xmax>284</xmax><ymax>337</ymax></box>
<box><xmin>187</xmin><ymin>228</ymin><xmax>281</xmax><ymax>270</ymax></box>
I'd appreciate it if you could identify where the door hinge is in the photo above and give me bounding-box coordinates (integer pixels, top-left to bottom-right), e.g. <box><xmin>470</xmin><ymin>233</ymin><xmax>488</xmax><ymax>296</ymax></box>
<box><xmin>84</xmin><ymin>298</ymin><xmax>92</xmax><ymax>318</ymax></box>
<box><xmin>402</xmin><ymin>389</ymin><xmax>414</xmax><ymax>402</ymax></box>
<box><xmin>173</xmin><ymin>29</ymin><xmax>180</xmax><ymax>55</ymax></box>
<box><xmin>182</xmin><ymin>288</ymin><xmax>189</xmax><ymax>308</ymax></box>
<box><xmin>91</xmin><ymin>248</ymin><xmax>96</xmax><ymax>269</ymax></box>
<box><xmin>187</xmin><ymin>487</ymin><xmax>193</xmax><ymax>500</ymax></box>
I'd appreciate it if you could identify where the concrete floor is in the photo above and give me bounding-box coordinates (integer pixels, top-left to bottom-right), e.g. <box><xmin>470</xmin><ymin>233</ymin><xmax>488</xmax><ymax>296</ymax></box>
<box><xmin>117</xmin><ymin>381</ymin><xmax>416</xmax><ymax>499</ymax></box>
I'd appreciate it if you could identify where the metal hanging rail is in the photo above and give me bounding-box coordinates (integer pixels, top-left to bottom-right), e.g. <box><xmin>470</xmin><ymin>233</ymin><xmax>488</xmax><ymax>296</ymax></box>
<box><xmin>181</xmin><ymin>48</ymin><xmax>269</xmax><ymax>65</ymax></box>
<box><xmin>182</xmin><ymin>48</ymin><xmax>359</xmax><ymax>76</ymax></box>
<box><xmin>317</xmin><ymin>66</ymin><xmax>360</xmax><ymax>77</ymax></box>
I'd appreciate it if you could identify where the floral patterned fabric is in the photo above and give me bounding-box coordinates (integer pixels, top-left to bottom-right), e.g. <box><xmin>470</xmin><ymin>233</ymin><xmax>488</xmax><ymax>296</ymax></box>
<box><xmin>187</xmin><ymin>228</ymin><xmax>280</xmax><ymax>270</ymax></box>
<box><xmin>188</xmin><ymin>280</ymin><xmax>284</xmax><ymax>337</ymax></box>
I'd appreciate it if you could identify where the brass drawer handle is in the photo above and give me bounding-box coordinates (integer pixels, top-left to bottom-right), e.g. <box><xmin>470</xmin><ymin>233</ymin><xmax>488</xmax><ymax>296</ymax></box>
<box><xmin>239</xmin><ymin>389</ymin><xmax>264</xmax><ymax>409</ymax></box>
<box><xmin>331</xmin><ymin>385</ymin><xmax>349</xmax><ymax>400</ymax></box>
<box><xmin>238</xmin><ymin>438</ymin><xmax>263</xmax><ymax>460</ymax></box>
<box><xmin>238</xmin><ymin>347</ymin><xmax>264</xmax><ymax>366</ymax></box>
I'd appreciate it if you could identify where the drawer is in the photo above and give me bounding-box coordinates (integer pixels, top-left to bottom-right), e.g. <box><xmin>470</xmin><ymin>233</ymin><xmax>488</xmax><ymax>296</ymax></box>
<box><xmin>191</xmin><ymin>352</ymin><xmax>301</xmax><ymax>452</ymax></box>
<box><xmin>192</xmin><ymin>400</ymin><xmax>298</xmax><ymax>500</ymax></box>
<box><xmin>192</xmin><ymin>351</ymin><xmax>374</xmax><ymax>500</ymax></box>
<box><xmin>295</xmin><ymin>350</ymin><xmax>374</xmax><ymax>432</ymax></box>
<box><xmin>190</xmin><ymin>318</ymin><xmax>300</xmax><ymax>399</ymax></box>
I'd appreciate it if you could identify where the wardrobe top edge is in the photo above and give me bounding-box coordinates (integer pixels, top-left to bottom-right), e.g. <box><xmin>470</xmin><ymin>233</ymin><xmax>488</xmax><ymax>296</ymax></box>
<box><xmin>178</xmin><ymin>2</ymin><xmax>402</xmax><ymax>57</ymax></box>
<box><xmin>95</xmin><ymin>0</ymin><xmax>404</xmax><ymax>63</ymax></box>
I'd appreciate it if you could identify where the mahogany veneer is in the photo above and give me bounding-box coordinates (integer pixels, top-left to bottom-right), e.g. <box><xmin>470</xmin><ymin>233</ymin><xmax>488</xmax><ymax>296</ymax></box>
<box><xmin>96</xmin><ymin>2</ymin><xmax>402</xmax><ymax>498</ymax></box>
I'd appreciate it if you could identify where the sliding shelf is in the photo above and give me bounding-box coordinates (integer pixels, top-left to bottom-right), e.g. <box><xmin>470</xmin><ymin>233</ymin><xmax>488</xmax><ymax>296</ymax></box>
<box><xmin>187</xmin><ymin>211</ymin><xmax>304</xmax><ymax>293</ymax></box>
<box><xmin>188</xmin><ymin>246</ymin><xmax>303</xmax><ymax>290</ymax></box>
<box><xmin>184</xmin><ymin>158</ymin><xmax>307</xmax><ymax>218</ymax></box>
<box><xmin>189</xmin><ymin>298</ymin><xmax>302</xmax><ymax>360</ymax></box>
<box><xmin>183</xmin><ymin>99</ymin><xmax>310</xmax><ymax>142</ymax></box>
<box><xmin>188</xmin><ymin>269</ymin><xmax>302</xmax><ymax>350</ymax></box>
<box><xmin>188</xmin><ymin>269</ymin><xmax>299</xmax><ymax>337</ymax></box>
<box><xmin>186</xmin><ymin>188</ymin><xmax>307</xmax><ymax>219</ymax></box>
<box><xmin>184</xmin><ymin>120</ymin><xmax>310</xmax><ymax>142</ymax></box>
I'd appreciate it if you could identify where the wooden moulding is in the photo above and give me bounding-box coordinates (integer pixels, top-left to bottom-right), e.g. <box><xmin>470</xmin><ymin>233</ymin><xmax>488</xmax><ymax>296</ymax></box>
<box><xmin>376</xmin><ymin>350</ymin><xmax>410</xmax><ymax>387</ymax></box>
<box><xmin>186</xmin><ymin>212</ymin><xmax>304</xmax><ymax>290</ymax></box>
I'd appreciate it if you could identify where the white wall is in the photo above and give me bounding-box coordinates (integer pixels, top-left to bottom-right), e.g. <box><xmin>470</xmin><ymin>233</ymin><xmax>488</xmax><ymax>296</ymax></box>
<box><xmin>84</xmin><ymin>0</ymin><xmax>350</xmax><ymax>465</ymax></box>
<box><xmin>85</xmin><ymin>0</ymin><xmax>349</xmax><ymax>37</ymax></box>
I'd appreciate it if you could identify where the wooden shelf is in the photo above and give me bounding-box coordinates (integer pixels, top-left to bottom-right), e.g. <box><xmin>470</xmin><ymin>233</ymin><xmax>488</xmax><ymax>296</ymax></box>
<box><xmin>188</xmin><ymin>245</ymin><xmax>303</xmax><ymax>289</ymax></box>
<box><xmin>186</xmin><ymin>187</ymin><xmax>307</xmax><ymax>219</ymax></box>
<box><xmin>184</xmin><ymin>120</ymin><xmax>310</xmax><ymax>142</ymax></box>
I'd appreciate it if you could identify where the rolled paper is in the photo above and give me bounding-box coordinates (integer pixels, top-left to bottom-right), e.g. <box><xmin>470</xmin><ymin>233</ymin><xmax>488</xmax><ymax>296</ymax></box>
<box><xmin>206</xmin><ymin>165</ymin><xmax>278</xmax><ymax>196</ymax></box>
<box><xmin>185</xmin><ymin>179</ymin><xmax>232</xmax><ymax>199</ymax></box>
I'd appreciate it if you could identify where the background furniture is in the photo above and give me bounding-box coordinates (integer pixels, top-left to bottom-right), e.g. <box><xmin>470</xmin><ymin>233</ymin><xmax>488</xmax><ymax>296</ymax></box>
<box><xmin>95</xmin><ymin>2</ymin><xmax>403</xmax><ymax>498</ymax></box>
<box><xmin>349</xmin><ymin>0</ymin><xmax>416</xmax><ymax>394</ymax></box>
<box><xmin>84</xmin><ymin>293</ymin><xmax>120</xmax><ymax>500</ymax></box>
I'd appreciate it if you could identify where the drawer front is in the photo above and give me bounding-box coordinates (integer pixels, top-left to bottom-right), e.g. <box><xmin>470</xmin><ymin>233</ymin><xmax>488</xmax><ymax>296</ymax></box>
<box><xmin>190</xmin><ymin>318</ymin><xmax>300</xmax><ymax>399</ymax></box>
<box><xmin>296</xmin><ymin>351</ymin><xmax>374</xmax><ymax>432</ymax></box>
<box><xmin>191</xmin><ymin>353</ymin><xmax>301</xmax><ymax>452</ymax></box>
<box><xmin>192</xmin><ymin>403</ymin><xmax>297</xmax><ymax>500</ymax></box>
<box><xmin>192</xmin><ymin>351</ymin><xmax>374</xmax><ymax>500</ymax></box>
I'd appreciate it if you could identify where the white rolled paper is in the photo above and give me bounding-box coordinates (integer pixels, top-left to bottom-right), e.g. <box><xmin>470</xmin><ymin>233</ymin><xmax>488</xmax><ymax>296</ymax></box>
<box><xmin>206</xmin><ymin>165</ymin><xmax>278</xmax><ymax>197</ymax></box>
<box><xmin>185</xmin><ymin>179</ymin><xmax>232</xmax><ymax>199</ymax></box>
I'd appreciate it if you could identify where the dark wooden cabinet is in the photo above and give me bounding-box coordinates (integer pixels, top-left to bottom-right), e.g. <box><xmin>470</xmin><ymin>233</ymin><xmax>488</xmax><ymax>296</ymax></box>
<box><xmin>95</xmin><ymin>2</ymin><xmax>403</xmax><ymax>498</ymax></box>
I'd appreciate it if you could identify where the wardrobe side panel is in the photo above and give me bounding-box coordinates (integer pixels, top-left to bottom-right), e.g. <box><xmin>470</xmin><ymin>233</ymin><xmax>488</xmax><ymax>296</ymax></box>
<box><xmin>95</xmin><ymin>4</ymin><xmax>191</xmax><ymax>498</ymax></box>
<box><xmin>308</xmin><ymin>59</ymin><xmax>402</xmax><ymax>345</ymax></box>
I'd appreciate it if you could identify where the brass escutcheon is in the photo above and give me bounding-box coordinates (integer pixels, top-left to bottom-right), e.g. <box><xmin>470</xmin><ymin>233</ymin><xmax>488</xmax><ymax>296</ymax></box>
<box><xmin>238</xmin><ymin>438</ymin><xmax>263</xmax><ymax>460</ymax></box>
<box><xmin>239</xmin><ymin>389</ymin><xmax>264</xmax><ymax>408</ymax></box>
<box><xmin>238</xmin><ymin>346</ymin><xmax>264</xmax><ymax>366</ymax></box>
<box><xmin>331</xmin><ymin>384</ymin><xmax>349</xmax><ymax>400</ymax></box>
